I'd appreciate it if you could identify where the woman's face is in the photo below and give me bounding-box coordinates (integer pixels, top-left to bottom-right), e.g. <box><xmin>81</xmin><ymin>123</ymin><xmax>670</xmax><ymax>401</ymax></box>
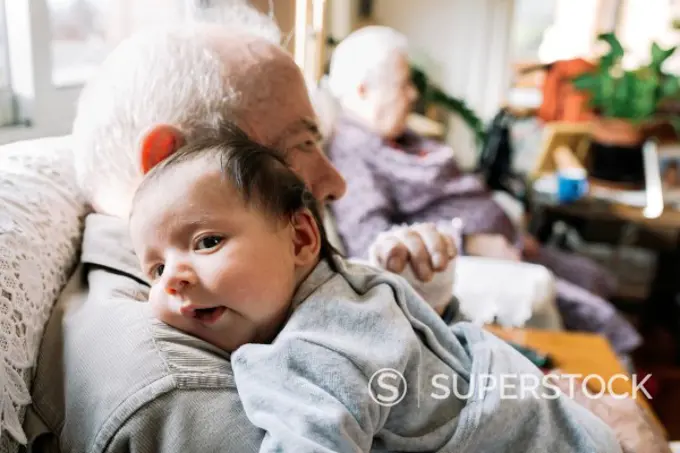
<box><xmin>367</xmin><ymin>53</ymin><xmax>419</xmax><ymax>140</ymax></box>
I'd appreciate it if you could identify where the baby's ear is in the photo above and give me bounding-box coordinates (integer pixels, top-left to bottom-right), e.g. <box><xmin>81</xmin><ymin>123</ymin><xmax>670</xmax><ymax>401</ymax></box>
<box><xmin>291</xmin><ymin>209</ymin><xmax>321</xmax><ymax>267</ymax></box>
<box><xmin>138</xmin><ymin>124</ymin><xmax>186</xmax><ymax>174</ymax></box>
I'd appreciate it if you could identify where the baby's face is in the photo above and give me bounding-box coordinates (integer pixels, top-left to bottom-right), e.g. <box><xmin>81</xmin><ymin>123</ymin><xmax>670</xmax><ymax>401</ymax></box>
<box><xmin>129</xmin><ymin>158</ymin><xmax>298</xmax><ymax>352</ymax></box>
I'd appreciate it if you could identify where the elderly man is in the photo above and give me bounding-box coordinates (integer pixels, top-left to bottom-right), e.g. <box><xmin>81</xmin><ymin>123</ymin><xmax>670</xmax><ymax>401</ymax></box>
<box><xmin>327</xmin><ymin>26</ymin><xmax>641</xmax><ymax>357</ymax></box>
<box><xmin>21</xmin><ymin>4</ymin><xmax>623</xmax><ymax>453</ymax></box>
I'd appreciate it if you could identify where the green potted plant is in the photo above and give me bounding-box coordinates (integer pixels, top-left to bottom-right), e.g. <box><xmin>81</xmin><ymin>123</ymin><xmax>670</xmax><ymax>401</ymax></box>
<box><xmin>571</xmin><ymin>32</ymin><xmax>680</xmax><ymax>186</ymax></box>
<box><xmin>410</xmin><ymin>64</ymin><xmax>487</xmax><ymax>146</ymax></box>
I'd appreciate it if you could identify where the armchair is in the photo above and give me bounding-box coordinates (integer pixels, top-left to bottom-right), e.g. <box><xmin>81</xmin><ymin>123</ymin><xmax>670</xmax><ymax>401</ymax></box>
<box><xmin>0</xmin><ymin>137</ymin><xmax>86</xmax><ymax>450</ymax></box>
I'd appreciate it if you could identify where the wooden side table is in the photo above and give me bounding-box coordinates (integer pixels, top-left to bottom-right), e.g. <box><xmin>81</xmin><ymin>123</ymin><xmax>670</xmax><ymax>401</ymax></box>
<box><xmin>486</xmin><ymin>325</ymin><xmax>666</xmax><ymax>436</ymax></box>
<box><xmin>528</xmin><ymin>189</ymin><xmax>680</xmax><ymax>362</ymax></box>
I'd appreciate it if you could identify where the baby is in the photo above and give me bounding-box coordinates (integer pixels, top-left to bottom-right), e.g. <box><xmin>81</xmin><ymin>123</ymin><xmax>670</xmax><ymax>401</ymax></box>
<box><xmin>129</xmin><ymin>122</ymin><xmax>620</xmax><ymax>453</ymax></box>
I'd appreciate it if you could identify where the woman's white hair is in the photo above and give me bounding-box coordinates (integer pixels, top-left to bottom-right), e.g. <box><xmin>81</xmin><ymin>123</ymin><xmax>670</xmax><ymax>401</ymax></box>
<box><xmin>327</xmin><ymin>25</ymin><xmax>409</xmax><ymax>100</ymax></box>
<box><xmin>72</xmin><ymin>0</ymin><xmax>281</xmax><ymax>215</ymax></box>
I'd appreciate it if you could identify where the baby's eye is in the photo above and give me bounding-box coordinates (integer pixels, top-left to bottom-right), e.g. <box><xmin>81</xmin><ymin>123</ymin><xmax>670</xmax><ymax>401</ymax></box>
<box><xmin>150</xmin><ymin>264</ymin><xmax>165</xmax><ymax>280</ymax></box>
<box><xmin>196</xmin><ymin>235</ymin><xmax>224</xmax><ymax>251</ymax></box>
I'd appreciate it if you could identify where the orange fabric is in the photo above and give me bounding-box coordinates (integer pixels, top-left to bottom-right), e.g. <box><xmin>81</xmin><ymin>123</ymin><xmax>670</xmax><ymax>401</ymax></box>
<box><xmin>539</xmin><ymin>58</ymin><xmax>596</xmax><ymax>123</ymax></box>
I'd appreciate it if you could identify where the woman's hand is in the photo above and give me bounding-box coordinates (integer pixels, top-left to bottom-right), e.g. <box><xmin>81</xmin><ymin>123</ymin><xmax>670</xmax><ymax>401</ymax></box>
<box><xmin>368</xmin><ymin>222</ymin><xmax>457</xmax><ymax>282</ymax></box>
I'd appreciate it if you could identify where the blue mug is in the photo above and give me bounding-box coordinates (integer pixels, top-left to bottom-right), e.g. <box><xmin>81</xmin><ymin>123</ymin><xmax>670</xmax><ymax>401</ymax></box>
<box><xmin>556</xmin><ymin>168</ymin><xmax>588</xmax><ymax>203</ymax></box>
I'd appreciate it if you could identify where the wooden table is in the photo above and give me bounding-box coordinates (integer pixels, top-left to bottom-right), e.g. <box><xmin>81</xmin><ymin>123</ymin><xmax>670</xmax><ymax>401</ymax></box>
<box><xmin>543</xmin><ymin>196</ymin><xmax>680</xmax><ymax>231</ymax></box>
<box><xmin>529</xmin><ymin>189</ymin><xmax>680</xmax><ymax>362</ymax></box>
<box><xmin>485</xmin><ymin>326</ymin><xmax>666</xmax><ymax>436</ymax></box>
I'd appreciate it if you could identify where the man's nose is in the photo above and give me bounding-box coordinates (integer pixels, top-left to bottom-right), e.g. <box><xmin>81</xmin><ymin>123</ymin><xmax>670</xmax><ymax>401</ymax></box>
<box><xmin>162</xmin><ymin>263</ymin><xmax>197</xmax><ymax>296</ymax></box>
<box><xmin>317</xmin><ymin>160</ymin><xmax>347</xmax><ymax>203</ymax></box>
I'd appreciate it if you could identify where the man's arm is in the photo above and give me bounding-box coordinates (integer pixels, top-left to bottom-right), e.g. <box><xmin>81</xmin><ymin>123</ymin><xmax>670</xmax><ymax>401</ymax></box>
<box><xmin>103</xmin><ymin>389</ymin><xmax>263</xmax><ymax>453</ymax></box>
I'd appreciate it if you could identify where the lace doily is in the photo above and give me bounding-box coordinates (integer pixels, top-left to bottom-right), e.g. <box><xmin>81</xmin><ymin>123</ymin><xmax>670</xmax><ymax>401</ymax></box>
<box><xmin>0</xmin><ymin>138</ymin><xmax>86</xmax><ymax>451</ymax></box>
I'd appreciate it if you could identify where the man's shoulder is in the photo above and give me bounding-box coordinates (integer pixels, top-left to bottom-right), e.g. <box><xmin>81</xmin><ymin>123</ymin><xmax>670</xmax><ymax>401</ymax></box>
<box><xmin>28</xmin><ymin>266</ymin><xmax>239</xmax><ymax>452</ymax></box>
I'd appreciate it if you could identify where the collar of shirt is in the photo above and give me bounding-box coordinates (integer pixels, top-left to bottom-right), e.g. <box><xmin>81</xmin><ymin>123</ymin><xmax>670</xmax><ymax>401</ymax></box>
<box><xmin>80</xmin><ymin>213</ymin><xmax>149</xmax><ymax>286</ymax></box>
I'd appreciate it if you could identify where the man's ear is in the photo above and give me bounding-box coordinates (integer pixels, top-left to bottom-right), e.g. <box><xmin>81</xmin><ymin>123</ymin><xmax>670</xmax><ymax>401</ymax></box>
<box><xmin>291</xmin><ymin>209</ymin><xmax>321</xmax><ymax>267</ymax></box>
<box><xmin>139</xmin><ymin>124</ymin><xmax>186</xmax><ymax>174</ymax></box>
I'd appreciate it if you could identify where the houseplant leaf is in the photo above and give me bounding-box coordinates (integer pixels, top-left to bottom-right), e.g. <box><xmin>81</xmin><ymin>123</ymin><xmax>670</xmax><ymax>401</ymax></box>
<box><xmin>598</xmin><ymin>32</ymin><xmax>625</xmax><ymax>69</ymax></box>
<box><xmin>661</xmin><ymin>76</ymin><xmax>680</xmax><ymax>98</ymax></box>
<box><xmin>409</xmin><ymin>63</ymin><xmax>487</xmax><ymax>146</ymax></box>
<box><xmin>612</xmin><ymin>71</ymin><xmax>634</xmax><ymax>118</ymax></box>
<box><xmin>631</xmin><ymin>68</ymin><xmax>660</xmax><ymax>120</ymax></box>
<box><xmin>428</xmin><ymin>88</ymin><xmax>487</xmax><ymax>146</ymax></box>
<box><xmin>572</xmin><ymin>72</ymin><xmax>600</xmax><ymax>92</ymax></box>
<box><xmin>650</xmin><ymin>43</ymin><xmax>677</xmax><ymax>72</ymax></box>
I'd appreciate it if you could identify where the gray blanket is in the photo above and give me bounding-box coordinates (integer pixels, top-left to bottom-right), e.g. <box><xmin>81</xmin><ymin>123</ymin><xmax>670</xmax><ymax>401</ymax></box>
<box><xmin>232</xmin><ymin>258</ymin><xmax>622</xmax><ymax>452</ymax></box>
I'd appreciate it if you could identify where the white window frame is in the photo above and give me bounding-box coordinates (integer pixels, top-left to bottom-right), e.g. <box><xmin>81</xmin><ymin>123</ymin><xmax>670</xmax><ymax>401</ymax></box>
<box><xmin>294</xmin><ymin>0</ymin><xmax>328</xmax><ymax>83</ymax></box>
<box><xmin>0</xmin><ymin>0</ymin><xmax>14</xmax><ymax>126</ymax></box>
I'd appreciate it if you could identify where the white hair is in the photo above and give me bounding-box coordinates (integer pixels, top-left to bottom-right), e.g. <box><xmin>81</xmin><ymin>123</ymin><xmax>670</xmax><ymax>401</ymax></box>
<box><xmin>72</xmin><ymin>0</ymin><xmax>281</xmax><ymax>215</ymax></box>
<box><xmin>327</xmin><ymin>25</ymin><xmax>409</xmax><ymax>100</ymax></box>
<box><xmin>183</xmin><ymin>0</ymin><xmax>281</xmax><ymax>43</ymax></box>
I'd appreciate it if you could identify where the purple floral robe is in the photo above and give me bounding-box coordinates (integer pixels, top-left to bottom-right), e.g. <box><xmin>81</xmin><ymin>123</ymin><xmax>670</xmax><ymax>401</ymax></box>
<box><xmin>328</xmin><ymin>115</ymin><xmax>641</xmax><ymax>354</ymax></box>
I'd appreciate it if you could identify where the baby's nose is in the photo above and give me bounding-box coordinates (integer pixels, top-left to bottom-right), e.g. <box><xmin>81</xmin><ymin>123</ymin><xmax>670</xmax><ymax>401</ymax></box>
<box><xmin>165</xmin><ymin>278</ymin><xmax>188</xmax><ymax>296</ymax></box>
<box><xmin>163</xmin><ymin>265</ymin><xmax>196</xmax><ymax>295</ymax></box>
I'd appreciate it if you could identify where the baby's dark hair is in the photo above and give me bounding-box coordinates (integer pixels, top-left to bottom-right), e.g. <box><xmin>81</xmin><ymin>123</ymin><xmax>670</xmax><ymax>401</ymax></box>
<box><xmin>134</xmin><ymin>121</ymin><xmax>340</xmax><ymax>269</ymax></box>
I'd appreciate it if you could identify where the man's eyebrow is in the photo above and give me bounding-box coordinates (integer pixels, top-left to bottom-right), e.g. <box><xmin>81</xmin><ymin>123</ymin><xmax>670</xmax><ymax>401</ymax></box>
<box><xmin>273</xmin><ymin>117</ymin><xmax>322</xmax><ymax>149</ymax></box>
<box><xmin>301</xmin><ymin>117</ymin><xmax>322</xmax><ymax>140</ymax></box>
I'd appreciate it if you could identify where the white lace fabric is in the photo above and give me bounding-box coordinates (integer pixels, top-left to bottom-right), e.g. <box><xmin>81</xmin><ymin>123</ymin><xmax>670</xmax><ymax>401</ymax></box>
<box><xmin>0</xmin><ymin>138</ymin><xmax>86</xmax><ymax>452</ymax></box>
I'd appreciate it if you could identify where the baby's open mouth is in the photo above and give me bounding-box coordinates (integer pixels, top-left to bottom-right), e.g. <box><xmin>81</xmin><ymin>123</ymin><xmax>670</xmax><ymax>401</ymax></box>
<box><xmin>194</xmin><ymin>306</ymin><xmax>227</xmax><ymax>324</ymax></box>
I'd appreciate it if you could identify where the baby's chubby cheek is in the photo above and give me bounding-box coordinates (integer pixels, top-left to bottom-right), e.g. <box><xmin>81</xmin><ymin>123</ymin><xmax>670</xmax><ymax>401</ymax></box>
<box><xmin>148</xmin><ymin>285</ymin><xmax>181</xmax><ymax>326</ymax></box>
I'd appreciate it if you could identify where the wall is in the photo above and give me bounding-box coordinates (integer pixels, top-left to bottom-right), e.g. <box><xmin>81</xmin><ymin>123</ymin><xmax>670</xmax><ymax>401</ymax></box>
<box><xmin>250</xmin><ymin>0</ymin><xmax>297</xmax><ymax>54</ymax></box>
<box><xmin>372</xmin><ymin>0</ymin><xmax>515</xmax><ymax>168</ymax></box>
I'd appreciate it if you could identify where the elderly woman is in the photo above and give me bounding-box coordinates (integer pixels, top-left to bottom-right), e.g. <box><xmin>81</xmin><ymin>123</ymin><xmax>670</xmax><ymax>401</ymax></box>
<box><xmin>327</xmin><ymin>25</ymin><xmax>641</xmax><ymax>356</ymax></box>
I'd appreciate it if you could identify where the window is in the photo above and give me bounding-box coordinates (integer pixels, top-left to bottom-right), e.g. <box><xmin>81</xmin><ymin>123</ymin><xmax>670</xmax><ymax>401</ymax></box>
<box><xmin>0</xmin><ymin>0</ymin><xmax>299</xmax><ymax>144</ymax></box>
<box><xmin>510</xmin><ymin>0</ymin><xmax>558</xmax><ymax>64</ymax></box>
<box><xmin>48</xmin><ymin>0</ymin><xmax>186</xmax><ymax>86</ymax></box>
<box><xmin>507</xmin><ymin>0</ymin><xmax>680</xmax><ymax>108</ymax></box>
<box><xmin>617</xmin><ymin>0</ymin><xmax>680</xmax><ymax>72</ymax></box>
<box><xmin>508</xmin><ymin>0</ymin><xmax>603</xmax><ymax>108</ymax></box>
<box><xmin>511</xmin><ymin>0</ymin><xmax>602</xmax><ymax>66</ymax></box>
<box><xmin>49</xmin><ymin>0</ymin><xmax>108</xmax><ymax>87</ymax></box>
<box><xmin>0</xmin><ymin>2</ymin><xmax>8</xmax><ymax>89</ymax></box>
<box><xmin>47</xmin><ymin>0</ymin><xmax>299</xmax><ymax>87</ymax></box>
<box><xmin>294</xmin><ymin>0</ymin><xmax>327</xmax><ymax>82</ymax></box>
